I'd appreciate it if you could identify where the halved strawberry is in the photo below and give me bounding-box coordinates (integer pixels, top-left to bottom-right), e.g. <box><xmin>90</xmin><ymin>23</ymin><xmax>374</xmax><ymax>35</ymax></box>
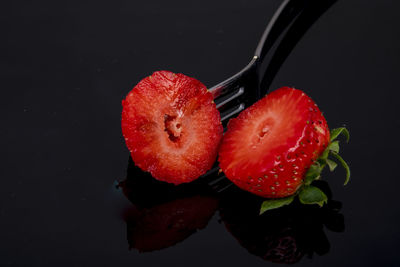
<box><xmin>218</xmin><ymin>87</ymin><xmax>330</xmax><ymax>198</ymax></box>
<box><xmin>122</xmin><ymin>71</ymin><xmax>223</xmax><ymax>185</ymax></box>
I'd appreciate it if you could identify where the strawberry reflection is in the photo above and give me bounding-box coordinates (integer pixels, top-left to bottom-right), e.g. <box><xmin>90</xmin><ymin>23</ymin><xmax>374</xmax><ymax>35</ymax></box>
<box><xmin>118</xmin><ymin>158</ymin><xmax>218</xmax><ymax>252</ymax></box>
<box><xmin>219</xmin><ymin>180</ymin><xmax>344</xmax><ymax>264</ymax></box>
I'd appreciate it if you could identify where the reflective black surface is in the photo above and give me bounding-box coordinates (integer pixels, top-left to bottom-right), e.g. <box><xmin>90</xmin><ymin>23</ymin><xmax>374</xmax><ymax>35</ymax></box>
<box><xmin>120</xmin><ymin>158</ymin><xmax>219</xmax><ymax>253</ymax></box>
<box><xmin>2</xmin><ymin>0</ymin><xmax>400</xmax><ymax>266</ymax></box>
<box><xmin>219</xmin><ymin>181</ymin><xmax>344</xmax><ymax>264</ymax></box>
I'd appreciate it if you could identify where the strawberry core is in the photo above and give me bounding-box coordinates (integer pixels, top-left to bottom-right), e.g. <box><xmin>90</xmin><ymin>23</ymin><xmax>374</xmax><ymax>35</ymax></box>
<box><xmin>164</xmin><ymin>114</ymin><xmax>182</xmax><ymax>142</ymax></box>
<box><xmin>253</xmin><ymin>117</ymin><xmax>276</xmax><ymax>147</ymax></box>
<box><xmin>258</xmin><ymin>127</ymin><xmax>270</xmax><ymax>139</ymax></box>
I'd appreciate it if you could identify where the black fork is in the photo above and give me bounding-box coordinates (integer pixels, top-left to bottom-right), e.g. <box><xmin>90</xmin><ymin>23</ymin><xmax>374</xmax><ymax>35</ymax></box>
<box><xmin>211</xmin><ymin>0</ymin><xmax>336</xmax><ymax>126</ymax></box>
<box><xmin>205</xmin><ymin>0</ymin><xmax>337</xmax><ymax>190</ymax></box>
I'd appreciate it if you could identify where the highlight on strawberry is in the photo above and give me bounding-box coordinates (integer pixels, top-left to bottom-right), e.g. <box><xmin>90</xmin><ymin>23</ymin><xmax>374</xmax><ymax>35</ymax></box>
<box><xmin>121</xmin><ymin>71</ymin><xmax>223</xmax><ymax>185</ymax></box>
<box><xmin>217</xmin><ymin>87</ymin><xmax>350</xmax><ymax>214</ymax></box>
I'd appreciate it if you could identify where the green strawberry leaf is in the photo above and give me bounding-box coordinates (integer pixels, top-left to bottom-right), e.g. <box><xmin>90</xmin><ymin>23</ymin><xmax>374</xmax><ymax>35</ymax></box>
<box><xmin>260</xmin><ymin>195</ymin><xmax>295</xmax><ymax>215</ymax></box>
<box><xmin>317</xmin><ymin>158</ymin><xmax>327</xmax><ymax>169</ymax></box>
<box><xmin>330</xmin><ymin>151</ymin><xmax>351</xmax><ymax>185</ymax></box>
<box><xmin>305</xmin><ymin>162</ymin><xmax>323</xmax><ymax>185</ymax></box>
<box><xmin>326</xmin><ymin>158</ymin><xmax>338</xmax><ymax>171</ymax></box>
<box><xmin>299</xmin><ymin>185</ymin><xmax>328</xmax><ymax>207</ymax></box>
<box><xmin>330</xmin><ymin>127</ymin><xmax>350</xmax><ymax>143</ymax></box>
<box><xmin>320</xmin><ymin>147</ymin><xmax>330</xmax><ymax>161</ymax></box>
<box><xmin>259</xmin><ymin>126</ymin><xmax>351</xmax><ymax>214</ymax></box>
<box><xmin>328</xmin><ymin>140</ymin><xmax>340</xmax><ymax>153</ymax></box>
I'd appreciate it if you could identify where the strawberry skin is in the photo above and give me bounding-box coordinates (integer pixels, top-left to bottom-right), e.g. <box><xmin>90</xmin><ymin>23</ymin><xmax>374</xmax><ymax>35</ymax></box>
<box><xmin>218</xmin><ymin>87</ymin><xmax>330</xmax><ymax>198</ymax></box>
<box><xmin>122</xmin><ymin>71</ymin><xmax>223</xmax><ymax>185</ymax></box>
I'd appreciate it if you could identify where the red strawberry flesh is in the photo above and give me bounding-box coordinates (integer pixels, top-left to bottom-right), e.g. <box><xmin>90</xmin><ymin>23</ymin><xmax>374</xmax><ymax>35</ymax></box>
<box><xmin>122</xmin><ymin>71</ymin><xmax>223</xmax><ymax>185</ymax></box>
<box><xmin>219</xmin><ymin>87</ymin><xmax>329</xmax><ymax>198</ymax></box>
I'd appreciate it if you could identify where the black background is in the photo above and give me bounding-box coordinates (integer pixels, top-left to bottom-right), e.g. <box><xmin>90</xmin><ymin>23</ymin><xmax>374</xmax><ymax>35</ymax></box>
<box><xmin>1</xmin><ymin>0</ymin><xmax>400</xmax><ymax>266</ymax></box>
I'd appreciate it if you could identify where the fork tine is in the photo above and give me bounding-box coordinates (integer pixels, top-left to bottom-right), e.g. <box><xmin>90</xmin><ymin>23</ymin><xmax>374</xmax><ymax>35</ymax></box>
<box><xmin>220</xmin><ymin>103</ymin><xmax>245</xmax><ymax>122</ymax></box>
<box><xmin>215</xmin><ymin>87</ymin><xmax>245</xmax><ymax>109</ymax></box>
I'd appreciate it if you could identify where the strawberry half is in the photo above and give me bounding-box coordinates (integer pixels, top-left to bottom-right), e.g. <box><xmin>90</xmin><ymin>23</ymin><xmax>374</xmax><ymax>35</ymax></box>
<box><xmin>122</xmin><ymin>71</ymin><xmax>223</xmax><ymax>185</ymax></box>
<box><xmin>218</xmin><ymin>87</ymin><xmax>330</xmax><ymax>198</ymax></box>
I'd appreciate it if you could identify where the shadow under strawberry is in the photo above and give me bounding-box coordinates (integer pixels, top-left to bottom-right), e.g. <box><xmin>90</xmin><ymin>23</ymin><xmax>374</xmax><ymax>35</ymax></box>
<box><xmin>218</xmin><ymin>180</ymin><xmax>344</xmax><ymax>264</ymax></box>
<box><xmin>118</xmin><ymin>157</ymin><xmax>219</xmax><ymax>252</ymax></box>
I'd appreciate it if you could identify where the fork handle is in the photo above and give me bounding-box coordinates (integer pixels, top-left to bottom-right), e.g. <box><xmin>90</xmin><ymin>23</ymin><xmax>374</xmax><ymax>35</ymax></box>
<box><xmin>254</xmin><ymin>0</ymin><xmax>306</xmax><ymax>62</ymax></box>
<box><xmin>259</xmin><ymin>0</ymin><xmax>337</xmax><ymax>92</ymax></box>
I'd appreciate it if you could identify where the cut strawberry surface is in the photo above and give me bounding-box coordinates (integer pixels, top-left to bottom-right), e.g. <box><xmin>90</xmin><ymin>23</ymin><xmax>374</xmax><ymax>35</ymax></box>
<box><xmin>219</xmin><ymin>87</ymin><xmax>330</xmax><ymax>198</ymax></box>
<box><xmin>122</xmin><ymin>71</ymin><xmax>223</xmax><ymax>185</ymax></box>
